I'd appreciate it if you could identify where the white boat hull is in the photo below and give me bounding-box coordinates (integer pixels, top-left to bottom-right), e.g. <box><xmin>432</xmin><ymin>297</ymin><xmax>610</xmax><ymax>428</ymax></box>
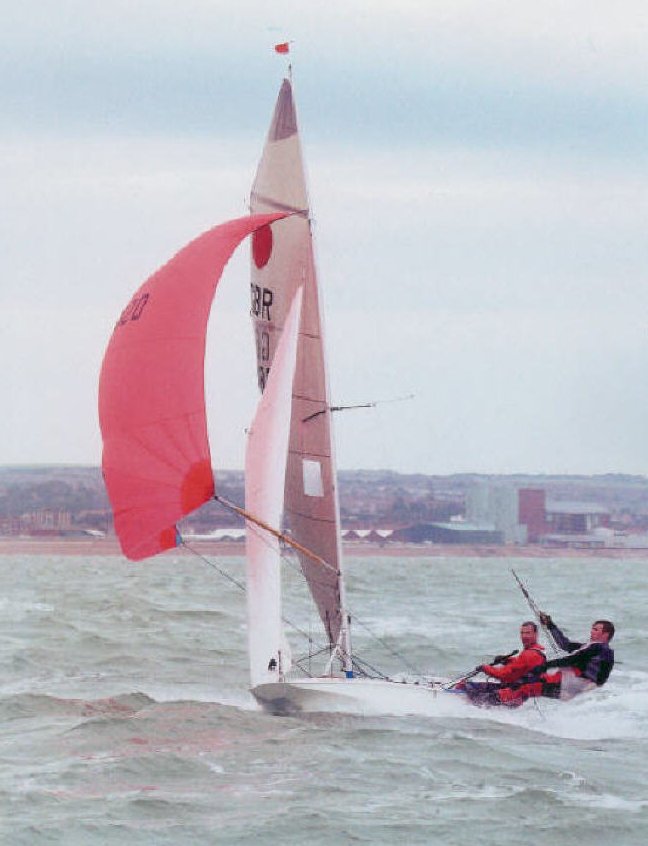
<box><xmin>252</xmin><ymin>676</ymin><xmax>468</xmax><ymax>717</ymax></box>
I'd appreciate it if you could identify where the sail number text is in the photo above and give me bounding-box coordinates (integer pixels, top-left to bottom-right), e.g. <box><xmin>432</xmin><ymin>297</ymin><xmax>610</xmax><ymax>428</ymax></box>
<box><xmin>250</xmin><ymin>284</ymin><xmax>273</xmax><ymax>320</ymax></box>
<box><xmin>251</xmin><ymin>284</ymin><xmax>274</xmax><ymax>391</ymax></box>
<box><xmin>116</xmin><ymin>293</ymin><xmax>150</xmax><ymax>328</ymax></box>
<box><xmin>255</xmin><ymin>327</ymin><xmax>271</xmax><ymax>391</ymax></box>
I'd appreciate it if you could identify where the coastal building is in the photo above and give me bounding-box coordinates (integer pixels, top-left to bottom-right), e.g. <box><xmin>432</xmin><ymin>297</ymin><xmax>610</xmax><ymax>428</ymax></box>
<box><xmin>466</xmin><ymin>481</ymin><xmax>526</xmax><ymax>544</ymax></box>
<box><xmin>545</xmin><ymin>502</ymin><xmax>610</xmax><ymax>534</ymax></box>
<box><xmin>464</xmin><ymin>483</ymin><xmax>613</xmax><ymax>548</ymax></box>
<box><xmin>341</xmin><ymin>529</ymin><xmax>394</xmax><ymax>543</ymax></box>
<box><xmin>518</xmin><ymin>488</ymin><xmax>548</xmax><ymax>542</ymax></box>
<box><xmin>10</xmin><ymin>510</ymin><xmax>74</xmax><ymax>537</ymax></box>
<box><xmin>392</xmin><ymin>521</ymin><xmax>503</xmax><ymax>545</ymax></box>
<box><xmin>541</xmin><ymin>501</ymin><xmax>612</xmax><ymax>548</ymax></box>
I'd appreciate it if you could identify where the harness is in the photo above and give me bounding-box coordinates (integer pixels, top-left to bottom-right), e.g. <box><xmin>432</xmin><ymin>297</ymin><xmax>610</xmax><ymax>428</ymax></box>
<box><xmin>511</xmin><ymin>646</ymin><xmax>547</xmax><ymax>688</ymax></box>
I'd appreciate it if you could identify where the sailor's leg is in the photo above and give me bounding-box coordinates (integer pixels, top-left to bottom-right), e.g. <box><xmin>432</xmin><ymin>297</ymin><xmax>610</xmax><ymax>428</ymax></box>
<box><xmin>498</xmin><ymin>681</ymin><xmax>544</xmax><ymax>708</ymax></box>
<box><xmin>464</xmin><ymin>681</ymin><xmax>502</xmax><ymax>707</ymax></box>
<box><xmin>556</xmin><ymin>669</ymin><xmax>595</xmax><ymax>700</ymax></box>
<box><xmin>541</xmin><ymin>671</ymin><xmax>562</xmax><ymax>700</ymax></box>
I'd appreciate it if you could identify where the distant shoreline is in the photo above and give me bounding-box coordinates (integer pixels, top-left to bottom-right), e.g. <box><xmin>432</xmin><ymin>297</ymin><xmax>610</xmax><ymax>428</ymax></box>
<box><xmin>1</xmin><ymin>537</ymin><xmax>647</xmax><ymax>559</ymax></box>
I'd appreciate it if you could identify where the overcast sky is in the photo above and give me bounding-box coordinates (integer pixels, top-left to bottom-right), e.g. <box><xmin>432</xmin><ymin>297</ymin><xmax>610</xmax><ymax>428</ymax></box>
<box><xmin>2</xmin><ymin>1</ymin><xmax>647</xmax><ymax>475</ymax></box>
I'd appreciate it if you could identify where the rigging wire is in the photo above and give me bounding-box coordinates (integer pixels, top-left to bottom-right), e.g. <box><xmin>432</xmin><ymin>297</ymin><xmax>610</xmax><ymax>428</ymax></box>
<box><xmin>232</xmin><ymin>513</ymin><xmax>423</xmax><ymax>676</ymax></box>
<box><xmin>184</xmin><ymin>523</ymin><xmax>365</xmax><ymax>669</ymax></box>
<box><xmin>238</xmin><ymin>511</ymin><xmax>426</xmax><ymax>676</ymax></box>
<box><xmin>181</xmin><ymin>540</ymin><xmax>246</xmax><ymax>593</ymax></box>
<box><xmin>183</xmin><ymin>512</ymin><xmax>565</xmax><ymax>688</ymax></box>
<box><xmin>350</xmin><ymin>615</ymin><xmax>424</xmax><ymax>677</ymax></box>
<box><xmin>181</xmin><ymin>507</ymin><xmax>417</xmax><ymax>681</ymax></box>
<box><xmin>183</xmin><ymin>537</ymin><xmax>375</xmax><ymax>678</ymax></box>
<box><xmin>180</xmin><ymin>540</ymin><xmax>326</xmax><ymax>671</ymax></box>
<box><xmin>213</xmin><ymin>495</ymin><xmax>340</xmax><ymax>598</ymax></box>
<box><xmin>530</xmin><ymin>696</ymin><xmax>546</xmax><ymax>720</ymax></box>
<box><xmin>351</xmin><ymin>654</ymin><xmax>390</xmax><ymax>680</ymax></box>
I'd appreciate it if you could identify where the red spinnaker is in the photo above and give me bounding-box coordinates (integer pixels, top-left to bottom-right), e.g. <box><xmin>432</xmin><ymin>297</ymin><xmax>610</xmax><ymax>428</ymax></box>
<box><xmin>99</xmin><ymin>213</ymin><xmax>288</xmax><ymax>560</ymax></box>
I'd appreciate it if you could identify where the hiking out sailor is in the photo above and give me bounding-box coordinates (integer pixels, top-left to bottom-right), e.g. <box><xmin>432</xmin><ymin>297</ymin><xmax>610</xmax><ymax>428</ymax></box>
<box><xmin>498</xmin><ymin>616</ymin><xmax>616</xmax><ymax>705</ymax></box>
<box><xmin>462</xmin><ymin>621</ymin><xmax>546</xmax><ymax>707</ymax></box>
<box><xmin>536</xmin><ymin>614</ymin><xmax>615</xmax><ymax>700</ymax></box>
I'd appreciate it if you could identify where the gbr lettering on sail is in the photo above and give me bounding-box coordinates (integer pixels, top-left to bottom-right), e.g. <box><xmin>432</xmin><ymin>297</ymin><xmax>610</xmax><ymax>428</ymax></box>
<box><xmin>250</xmin><ymin>283</ymin><xmax>275</xmax><ymax>391</ymax></box>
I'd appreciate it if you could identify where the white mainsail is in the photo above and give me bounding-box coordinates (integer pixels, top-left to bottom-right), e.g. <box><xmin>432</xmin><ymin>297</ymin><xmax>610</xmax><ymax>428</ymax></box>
<box><xmin>245</xmin><ymin>287</ymin><xmax>302</xmax><ymax>687</ymax></box>
<box><xmin>249</xmin><ymin>78</ymin><xmax>350</xmax><ymax>663</ymax></box>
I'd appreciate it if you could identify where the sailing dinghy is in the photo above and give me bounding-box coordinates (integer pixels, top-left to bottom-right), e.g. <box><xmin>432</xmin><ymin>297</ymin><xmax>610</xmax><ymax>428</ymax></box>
<box><xmin>99</xmin><ymin>77</ymin><xmax>451</xmax><ymax>716</ymax></box>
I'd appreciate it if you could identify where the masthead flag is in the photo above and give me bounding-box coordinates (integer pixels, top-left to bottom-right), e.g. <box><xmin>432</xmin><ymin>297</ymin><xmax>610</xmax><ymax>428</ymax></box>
<box><xmin>274</xmin><ymin>42</ymin><xmax>290</xmax><ymax>54</ymax></box>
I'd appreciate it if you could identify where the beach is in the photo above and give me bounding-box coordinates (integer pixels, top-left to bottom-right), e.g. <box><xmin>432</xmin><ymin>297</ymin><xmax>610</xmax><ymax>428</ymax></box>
<box><xmin>2</xmin><ymin>536</ymin><xmax>648</xmax><ymax>559</ymax></box>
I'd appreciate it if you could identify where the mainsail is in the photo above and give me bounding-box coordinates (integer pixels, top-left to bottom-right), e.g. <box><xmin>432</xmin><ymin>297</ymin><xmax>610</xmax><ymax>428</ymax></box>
<box><xmin>99</xmin><ymin>213</ymin><xmax>287</xmax><ymax>561</ymax></box>
<box><xmin>250</xmin><ymin>78</ymin><xmax>349</xmax><ymax>656</ymax></box>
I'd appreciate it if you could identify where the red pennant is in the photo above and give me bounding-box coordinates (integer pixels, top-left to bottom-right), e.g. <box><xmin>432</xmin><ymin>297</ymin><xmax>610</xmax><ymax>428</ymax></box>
<box><xmin>274</xmin><ymin>42</ymin><xmax>290</xmax><ymax>54</ymax></box>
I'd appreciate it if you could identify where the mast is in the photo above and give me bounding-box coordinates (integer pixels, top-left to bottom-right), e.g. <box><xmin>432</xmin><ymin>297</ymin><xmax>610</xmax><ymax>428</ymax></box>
<box><xmin>249</xmin><ymin>77</ymin><xmax>352</xmax><ymax>673</ymax></box>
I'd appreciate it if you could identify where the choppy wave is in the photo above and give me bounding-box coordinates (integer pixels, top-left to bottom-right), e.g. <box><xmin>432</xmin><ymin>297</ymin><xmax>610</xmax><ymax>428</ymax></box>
<box><xmin>2</xmin><ymin>554</ymin><xmax>648</xmax><ymax>845</ymax></box>
<box><xmin>0</xmin><ymin>691</ymin><xmax>155</xmax><ymax>721</ymax></box>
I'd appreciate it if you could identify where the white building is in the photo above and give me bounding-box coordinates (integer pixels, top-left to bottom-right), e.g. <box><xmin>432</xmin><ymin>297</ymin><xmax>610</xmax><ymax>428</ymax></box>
<box><xmin>465</xmin><ymin>481</ymin><xmax>527</xmax><ymax>544</ymax></box>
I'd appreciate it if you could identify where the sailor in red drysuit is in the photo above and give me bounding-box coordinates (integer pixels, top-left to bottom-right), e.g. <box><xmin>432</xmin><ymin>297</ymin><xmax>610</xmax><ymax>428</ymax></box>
<box><xmin>480</xmin><ymin>622</ymin><xmax>546</xmax><ymax>683</ymax></box>
<box><xmin>464</xmin><ymin>621</ymin><xmax>546</xmax><ymax>707</ymax></box>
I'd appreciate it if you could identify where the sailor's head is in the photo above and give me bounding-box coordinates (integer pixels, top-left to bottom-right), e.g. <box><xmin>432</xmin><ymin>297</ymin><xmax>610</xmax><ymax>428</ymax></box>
<box><xmin>519</xmin><ymin>620</ymin><xmax>538</xmax><ymax>648</ymax></box>
<box><xmin>591</xmin><ymin>620</ymin><xmax>615</xmax><ymax>643</ymax></box>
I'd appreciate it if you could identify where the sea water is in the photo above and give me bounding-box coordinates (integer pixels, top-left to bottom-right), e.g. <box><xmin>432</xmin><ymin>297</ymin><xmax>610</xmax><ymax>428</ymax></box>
<box><xmin>1</xmin><ymin>553</ymin><xmax>647</xmax><ymax>845</ymax></box>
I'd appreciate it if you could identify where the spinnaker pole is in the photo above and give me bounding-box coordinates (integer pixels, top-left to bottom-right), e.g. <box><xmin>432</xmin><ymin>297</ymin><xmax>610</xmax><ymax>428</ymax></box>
<box><xmin>215</xmin><ymin>494</ymin><xmax>337</xmax><ymax>573</ymax></box>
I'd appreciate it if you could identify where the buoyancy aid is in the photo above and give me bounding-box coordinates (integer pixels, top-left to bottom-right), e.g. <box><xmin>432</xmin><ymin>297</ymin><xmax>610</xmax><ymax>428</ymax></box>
<box><xmin>545</xmin><ymin>622</ymin><xmax>614</xmax><ymax>686</ymax></box>
<box><xmin>482</xmin><ymin>644</ymin><xmax>546</xmax><ymax>685</ymax></box>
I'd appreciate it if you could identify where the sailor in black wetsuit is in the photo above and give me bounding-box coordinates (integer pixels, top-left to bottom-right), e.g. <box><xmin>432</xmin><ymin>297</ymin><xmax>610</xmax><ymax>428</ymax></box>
<box><xmin>538</xmin><ymin>614</ymin><xmax>615</xmax><ymax>700</ymax></box>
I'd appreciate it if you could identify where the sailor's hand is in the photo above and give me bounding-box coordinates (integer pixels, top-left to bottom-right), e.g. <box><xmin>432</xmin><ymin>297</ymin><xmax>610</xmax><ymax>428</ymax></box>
<box><xmin>539</xmin><ymin>612</ymin><xmax>552</xmax><ymax>627</ymax></box>
<box><xmin>492</xmin><ymin>654</ymin><xmax>509</xmax><ymax>665</ymax></box>
<box><xmin>474</xmin><ymin>665</ymin><xmax>485</xmax><ymax>673</ymax></box>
